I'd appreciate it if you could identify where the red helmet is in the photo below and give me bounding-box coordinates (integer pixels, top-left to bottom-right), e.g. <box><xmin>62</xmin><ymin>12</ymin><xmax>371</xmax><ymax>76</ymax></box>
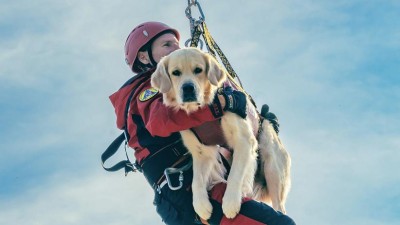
<box><xmin>124</xmin><ymin>21</ymin><xmax>180</xmax><ymax>73</ymax></box>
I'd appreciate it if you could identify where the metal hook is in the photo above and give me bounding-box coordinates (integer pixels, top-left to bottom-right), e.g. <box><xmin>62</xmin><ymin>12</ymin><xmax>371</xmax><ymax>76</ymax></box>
<box><xmin>185</xmin><ymin>39</ymin><xmax>204</xmax><ymax>49</ymax></box>
<box><xmin>185</xmin><ymin>0</ymin><xmax>205</xmax><ymax>25</ymax></box>
<box><xmin>163</xmin><ymin>157</ymin><xmax>192</xmax><ymax>191</ymax></box>
<box><xmin>164</xmin><ymin>168</ymin><xmax>184</xmax><ymax>191</ymax></box>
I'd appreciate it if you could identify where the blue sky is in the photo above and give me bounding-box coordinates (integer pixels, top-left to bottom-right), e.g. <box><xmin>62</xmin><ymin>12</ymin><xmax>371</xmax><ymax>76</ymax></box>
<box><xmin>1</xmin><ymin>0</ymin><xmax>399</xmax><ymax>224</ymax></box>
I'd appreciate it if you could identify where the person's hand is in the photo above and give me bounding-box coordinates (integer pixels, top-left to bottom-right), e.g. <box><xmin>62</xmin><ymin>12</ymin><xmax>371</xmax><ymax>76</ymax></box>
<box><xmin>219</xmin><ymin>86</ymin><xmax>247</xmax><ymax>119</ymax></box>
<box><xmin>260</xmin><ymin>104</ymin><xmax>280</xmax><ymax>134</ymax></box>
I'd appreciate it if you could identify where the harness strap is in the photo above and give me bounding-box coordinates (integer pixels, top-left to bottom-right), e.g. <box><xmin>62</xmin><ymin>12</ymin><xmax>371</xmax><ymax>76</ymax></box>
<box><xmin>101</xmin><ymin>74</ymin><xmax>149</xmax><ymax>175</ymax></box>
<box><xmin>140</xmin><ymin>139</ymin><xmax>189</xmax><ymax>187</ymax></box>
<box><xmin>202</xmin><ymin>23</ymin><xmax>238</xmax><ymax>80</ymax></box>
<box><xmin>189</xmin><ymin>24</ymin><xmax>202</xmax><ymax>48</ymax></box>
<box><xmin>188</xmin><ymin>20</ymin><xmax>258</xmax><ymax>109</ymax></box>
<box><xmin>101</xmin><ymin>133</ymin><xmax>138</xmax><ymax>175</ymax></box>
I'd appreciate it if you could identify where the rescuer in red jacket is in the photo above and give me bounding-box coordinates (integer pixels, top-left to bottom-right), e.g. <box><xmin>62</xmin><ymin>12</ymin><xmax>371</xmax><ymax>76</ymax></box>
<box><xmin>109</xmin><ymin>21</ymin><xmax>295</xmax><ymax>225</ymax></box>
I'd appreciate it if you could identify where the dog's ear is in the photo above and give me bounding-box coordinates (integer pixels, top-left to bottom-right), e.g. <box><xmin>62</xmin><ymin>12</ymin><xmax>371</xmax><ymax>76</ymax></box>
<box><xmin>204</xmin><ymin>53</ymin><xmax>226</xmax><ymax>86</ymax></box>
<box><xmin>151</xmin><ymin>57</ymin><xmax>172</xmax><ymax>93</ymax></box>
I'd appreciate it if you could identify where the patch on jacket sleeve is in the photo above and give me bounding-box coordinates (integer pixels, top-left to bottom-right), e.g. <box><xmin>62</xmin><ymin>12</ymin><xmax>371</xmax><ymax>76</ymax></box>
<box><xmin>139</xmin><ymin>87</ymin><xmax>159</xmax><ymax>102</ymax></box>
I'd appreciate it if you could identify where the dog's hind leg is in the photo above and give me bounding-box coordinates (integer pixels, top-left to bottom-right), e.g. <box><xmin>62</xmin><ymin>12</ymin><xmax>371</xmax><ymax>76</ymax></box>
<box><xmin>258</xmin><ymin>120</ymin><xmax>291</xmax><ymax>214</ymax></box>
<box><xmin>220</xmin><ymin>113</ymin><xmax>258</xmax><ymax>219</ymax></box>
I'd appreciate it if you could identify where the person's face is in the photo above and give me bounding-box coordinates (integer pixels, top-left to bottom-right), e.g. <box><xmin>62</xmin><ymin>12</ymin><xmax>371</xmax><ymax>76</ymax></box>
<box><xmin>151</xmin><ymin>33</ymin><xmax>180</xmax><ymax>62</ymax></box>
<box><xmin>138</xmin><ymin>33</ymin><xmax>180</xmax><ymax>65</ymax></box>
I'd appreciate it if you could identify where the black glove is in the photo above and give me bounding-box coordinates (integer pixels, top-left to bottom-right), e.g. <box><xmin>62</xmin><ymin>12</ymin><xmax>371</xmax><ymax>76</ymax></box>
<box><xmin>260</xmin><ymin>104</ymin><xmax>280</xmax><ymax>134</ymax></box>
<box><xmin>219</xmin><ymin>86</ymin><xmax>247</xmax><ymax>119</ymax></box>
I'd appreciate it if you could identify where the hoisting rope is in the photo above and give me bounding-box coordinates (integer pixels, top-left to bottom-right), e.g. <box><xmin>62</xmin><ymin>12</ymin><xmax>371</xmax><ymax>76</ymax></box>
<box><xmin>185</xmin><ymin>0</ymin><xmax>257</xmax><ymax>107</ymax></box>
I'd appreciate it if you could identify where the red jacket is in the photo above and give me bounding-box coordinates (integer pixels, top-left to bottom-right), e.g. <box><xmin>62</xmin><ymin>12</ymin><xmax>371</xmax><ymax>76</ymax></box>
<box><xmin>109</xmin><ymin>69</ymin><xmax>222</xmax><ymax>164</ymax></box>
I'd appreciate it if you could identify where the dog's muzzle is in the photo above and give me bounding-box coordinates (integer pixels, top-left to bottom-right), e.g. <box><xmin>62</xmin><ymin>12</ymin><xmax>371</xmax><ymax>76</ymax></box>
<box><xmin>181</xmin><ymin>83</ymin><xmax>197</xmax><ymax>102</ymax></box>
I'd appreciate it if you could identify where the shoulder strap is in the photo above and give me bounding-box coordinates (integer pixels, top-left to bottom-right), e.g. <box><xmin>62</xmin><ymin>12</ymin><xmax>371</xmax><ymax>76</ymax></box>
<box><xmin>101</xmin><ymin>132</ymin><xmax>136</xmax><ymax>175</ymax></box>
<box><xmin>101</xmin><ymin>74</ymin><xmax>150</xmax><ymax>175</ymax></box>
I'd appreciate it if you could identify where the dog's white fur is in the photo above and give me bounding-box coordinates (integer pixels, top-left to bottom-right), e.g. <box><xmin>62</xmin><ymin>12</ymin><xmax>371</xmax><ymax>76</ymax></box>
<box><xmin>151</xmin><ymin>47</ymin><xmax>291</xmax><ymax>219</ymax></box>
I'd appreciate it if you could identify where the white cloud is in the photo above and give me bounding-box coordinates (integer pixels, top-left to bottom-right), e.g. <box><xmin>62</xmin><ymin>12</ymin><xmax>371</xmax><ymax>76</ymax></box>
<box><xmin>0</xmin><ymin>171</ymin><xmax>163</xmax><ymax>225</ymax></box>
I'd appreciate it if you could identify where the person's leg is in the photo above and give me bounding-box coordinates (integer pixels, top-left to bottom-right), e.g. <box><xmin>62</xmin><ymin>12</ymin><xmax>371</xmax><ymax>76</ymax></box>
<box><xmin>155</xmin><ymin>185</ymin><xmax>201</xmax><ymax>225</ymax></box>
<box><xmin>207</xmin><ymin>183</ymin><xmax>296</xmax><ymax>225</ymax></box>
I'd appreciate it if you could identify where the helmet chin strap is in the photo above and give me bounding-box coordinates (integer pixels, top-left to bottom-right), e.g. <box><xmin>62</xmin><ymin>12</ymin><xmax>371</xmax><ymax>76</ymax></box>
<box><xmin>133</xmin><ymin>48</ymin><xmax>157</xmax><ymax>73</ymax></box>
<box><xmin>133</xmin><ymin>40</ymin><xmax>162</xmax><ymax>73</ymax></box>
<box><xmin>147</xmin><ymin>47</ymin><xmax>158</xmax><ymax>68</ymax></box>
<box><xmin>131</xmin><ymin>59</ymin><xmax>152</xmax><ymax>73</ymax></box>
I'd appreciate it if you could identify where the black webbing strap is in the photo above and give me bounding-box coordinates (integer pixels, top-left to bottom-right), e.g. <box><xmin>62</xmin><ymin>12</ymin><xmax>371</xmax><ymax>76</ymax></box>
<box><xmin>189</xmin><ymin>21</ymin><xmax>257</xmax><ymax>108</ymax></box>
<box><xmin>101</xmin><ymin>133</ymin><xmax>136</xmax><ymax>175</ymax></box>
<box><xmin>101</xmin><ymin>75</ymin><xmax>148</xmax><ymax>175</ymax></box>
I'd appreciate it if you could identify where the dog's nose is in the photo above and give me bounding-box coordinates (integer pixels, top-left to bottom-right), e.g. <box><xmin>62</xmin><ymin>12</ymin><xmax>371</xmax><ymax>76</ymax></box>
<box><xmin>182</xmin><ymin>83</ymin><xmax>197</xmax><ymax>102</ymax></box>
<box><xmin>182</xmin><ymin>83</ymin><xmax>195</xmax><ymax>94</ymax></box>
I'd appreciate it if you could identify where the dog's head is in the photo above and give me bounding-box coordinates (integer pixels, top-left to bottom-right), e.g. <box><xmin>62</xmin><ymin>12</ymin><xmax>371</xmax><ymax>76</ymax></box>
<box><xmin>151</xmin><ymin>47</ymin><xmax>227</xmax><ymax>112</ymax></box>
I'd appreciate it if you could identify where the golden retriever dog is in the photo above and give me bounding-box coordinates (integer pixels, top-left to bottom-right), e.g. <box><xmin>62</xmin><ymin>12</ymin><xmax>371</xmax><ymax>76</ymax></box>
<box><xmin>151</xmin><ymin>47</ymin><xmax>291</xmax><ymax>219</ymax></box>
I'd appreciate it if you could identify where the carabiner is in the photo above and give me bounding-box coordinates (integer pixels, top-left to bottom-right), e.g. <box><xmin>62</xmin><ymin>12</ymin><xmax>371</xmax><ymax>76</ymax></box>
<box><xmin>185</xmin><ymin>0</ymin><xmax>205</xmax><ymax>49</ymax></box>
<box><xmin>163</xmin><ymin>157</ymin><xmax>192</xmax><ymax>191</ymax></box>
<box><xmin>185</xmin><ymin>0</ymin><xmax>205</xmax><ymax>25</ymax></box>
<box><xmin>164</xmin><ymin>168</ymin><xmax>184</xmax><ymax>191</ymax></box>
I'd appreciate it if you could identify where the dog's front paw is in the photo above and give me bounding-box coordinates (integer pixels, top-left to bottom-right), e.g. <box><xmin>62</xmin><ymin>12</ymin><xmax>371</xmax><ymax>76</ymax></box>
<box><xmin>193</xmin><ymin>195</ymin><xmax>213</xmax><ymax>220</ymax></box>
<box><xmin>222</xmin><ymin>191</ymin><xmax>242</xmax><ymax>219</ymax></box>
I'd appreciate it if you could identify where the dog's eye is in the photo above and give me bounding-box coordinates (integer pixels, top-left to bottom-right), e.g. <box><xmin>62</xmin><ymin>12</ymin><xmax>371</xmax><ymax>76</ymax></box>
<box><xmin>172</xmin><ymin>70</ymin><xmax>181</xmax><ymax>76</ymax></box>
<box><xmin>194</xmin><ymin>67</ymin><xmax>202</xmax><ymax>74</ymax></box>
